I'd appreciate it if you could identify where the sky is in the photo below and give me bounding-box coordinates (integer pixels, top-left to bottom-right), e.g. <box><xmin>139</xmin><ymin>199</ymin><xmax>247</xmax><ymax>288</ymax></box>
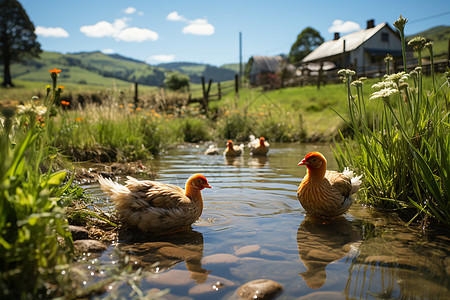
<box><xmin>19</xmin><ymin>0</ymin><xmax>450</xmax><ymax>67</ymax></box>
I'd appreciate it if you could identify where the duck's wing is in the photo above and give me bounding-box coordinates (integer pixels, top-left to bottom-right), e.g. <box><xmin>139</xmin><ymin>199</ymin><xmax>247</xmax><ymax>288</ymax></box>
<box><xmin>125</xmin><ymin>177</ymin><xmax>189</xmax><ymax>209</ymax></box>
<box><xmin>325</xmin><ymin>171</ymin><xmax>352</xmax><ymax>197</ymax></box>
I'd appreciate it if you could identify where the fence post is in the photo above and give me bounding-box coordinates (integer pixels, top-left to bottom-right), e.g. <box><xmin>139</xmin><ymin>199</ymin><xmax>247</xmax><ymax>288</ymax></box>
<box><xmin>218</xmin><ymin>82</ymin><xmax>221</xmax><ymax>100</ymax></box>
<box><xmin>201</xmin><ymin>77</ymin><xmax>211</xmax><ymax>113</ymax></box>
<box><xmin>134</xmin><ymin>82</ymin><xmax>138</xmax><ymax>110</ymax></box>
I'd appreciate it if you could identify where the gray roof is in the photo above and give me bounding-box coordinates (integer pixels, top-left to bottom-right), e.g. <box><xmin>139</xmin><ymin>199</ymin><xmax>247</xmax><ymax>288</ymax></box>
<box><xmin>249</xmin><ymin>55</ymin><xmax>284</xmax><ymax>75</ymax></box>
<box><xmin>302</xmin><ymin>23</ymin><xmax>389</xmax><ymax>63</ymax></box>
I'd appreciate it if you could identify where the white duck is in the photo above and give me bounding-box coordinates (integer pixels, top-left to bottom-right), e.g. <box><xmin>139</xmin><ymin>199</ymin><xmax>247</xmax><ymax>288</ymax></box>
<box><xmin>248</xmin><ymin>135</ymin><xmax>270</xmax><ymax>156</ymax></box>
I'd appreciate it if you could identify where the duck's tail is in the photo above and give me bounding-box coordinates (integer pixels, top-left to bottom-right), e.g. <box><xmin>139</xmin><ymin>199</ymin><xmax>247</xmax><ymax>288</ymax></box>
<box><xmin>98</xmin><ymin>175</ymin><xmax>131</xmax><ymax>203</ymax></box>
<box><xmin>343</xmin><ymin>167</ymin><xmax>362</xmax><ymax>195</ymax></box>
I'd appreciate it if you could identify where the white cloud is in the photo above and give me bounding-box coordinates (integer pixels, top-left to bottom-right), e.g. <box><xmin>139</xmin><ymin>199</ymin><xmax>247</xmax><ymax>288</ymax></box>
<box><xmin>101</xmin><ymin>49</ymin><xmax>115</xmax><ymax>54</ymax></box>
<box><xmin>182</xmin><ymin>19</ymin><xmax>214</xmax><ymax>36</ymax></box>
<box><xmin>328</xmin><ymin>19</ymin><xmax>360</xmax><ymax>33</ymax></box>
<box><xmin>80</xmin><ymin>18</ymin><xmax>158</xmax><ymax>42</ymax></box>
<box><xmin>35</xmin><ymin>26</ymin><xmax>69</xmax><ymax>38</ymax></box>
<box><xmin>124</xmin><ymin>7</ymin><xmax>136</xmax><ymax>14</ymax></box>
<box><xmin>147</xmin><ymin>54</ymin><xmax>175</xmax><ymax>63</ymax></box>
<box><xmin>116</xmin><ymin>27</ymin><xmax>158</xmax><ymax>42</ymax></box>
<box><xmin>167</xmin><ymin>11</ymin><xmax>186</xmax><ymax>22</ymax></box>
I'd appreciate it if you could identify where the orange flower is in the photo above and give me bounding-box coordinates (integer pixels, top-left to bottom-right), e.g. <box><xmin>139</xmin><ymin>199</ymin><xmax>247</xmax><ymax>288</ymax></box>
<box><xmin>75</xmin><ymin>117</ymin><xmax>83</xmax><ymax>122</ymax></box>
<box><xmin>61</xmin><ymin>101</ymin><xmax>70</xmax><ymax>106</ymax></box>
<box><xmin>49</xmin><ymin>68</ymin><xmax>61</xmax><ymax>74</ymax></box>
<box><xmin>58</xmin><ymin>86</ymin><xmax>64</xmax><ymax>90</ymax></box>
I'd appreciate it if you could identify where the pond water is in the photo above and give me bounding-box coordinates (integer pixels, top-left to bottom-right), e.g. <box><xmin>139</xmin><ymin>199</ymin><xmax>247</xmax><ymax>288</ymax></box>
<box><xmin>81</xmin><ymin>143</ymin><xmax>450</xmax><ymax>299</ymax></box>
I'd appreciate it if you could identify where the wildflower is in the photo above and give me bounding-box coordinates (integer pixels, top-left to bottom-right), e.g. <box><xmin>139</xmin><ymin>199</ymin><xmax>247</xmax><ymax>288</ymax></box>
<box><xmin>75</xmin><ymin>117</ymin><xmax>83</xmax><ymax>122</ymax></box>
<box><xmin>393</xmin><ymin>15</ymin><xmax>408</xmax><ymax>32</ymax></box>
<box><xmin>370</xmin><ymin>88</ymin><xmax>399</xmax><ymax>100</ymax></box>
<box><xmin>399</xmin><ymin>82</ymin><xmax>409</xmax><ymax>90</ymax></box>
<box><xmin>49</xmin><ymin>68</ymin><xmax>61</xmax><ymax>74</ymax></box>
<box><xmin>351</xmin><ymin>80</ymin><xmax>364</xmax><ymax>87</ymax></box>
<box><xmin>372</xmin><ymin>80</ymin><xmax>397</xmax><ymax>90</ymax></box>
<box><xmin>46</xmin><ymin>85</ymin><xmax>51</xmax><ymax>93</ymax></box>
<box><xmin>61</xmin><ymin>101</ymin><xmax>70</xmax><ymax>106</ymax></box>
<box><xmin>136</xmin><ymin>107</ymin><xmax>142</xmax><ymax>111</ymax></box>
<box><xmin>408</xmin><ymin>37</ymin><xmax>427</xmax><ymax>52</ymax></box>
<box><xmin>337</xmin><ymin>69</ymin><xmax>356</xmax><ymax>77</ymax></box>
<box><xmin>384</xmin><ymin>54</ymin><xmax>393</xmax><ymax>62</ymax></box>
<box><xmin>119</xmin><ymin>105</ymin><xmax>124</xmax><ymax>108</ymax></box>
<box><xmin>16</xmin><ymin>103</ymin><xmax>47</xmax><ymax>116</ymax></box>
<box><xmin>385</xmin><ymin>72</ymin><xmax>409</xmax><ymax>85</ymax></box>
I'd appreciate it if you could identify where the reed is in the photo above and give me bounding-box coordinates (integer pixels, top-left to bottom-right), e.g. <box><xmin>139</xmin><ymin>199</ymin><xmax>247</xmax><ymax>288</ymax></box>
<box><xmin>333</xmin><ymin>15</ymin><xmax>449</xmax><ymax>226</ymax></box>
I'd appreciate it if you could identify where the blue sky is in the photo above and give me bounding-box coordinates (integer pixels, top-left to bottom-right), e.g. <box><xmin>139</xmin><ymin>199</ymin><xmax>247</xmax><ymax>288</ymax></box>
<box><xmin>20</xmin><ymin>0</ymin><xmax>450</xmax><ymax>67</ymax></box>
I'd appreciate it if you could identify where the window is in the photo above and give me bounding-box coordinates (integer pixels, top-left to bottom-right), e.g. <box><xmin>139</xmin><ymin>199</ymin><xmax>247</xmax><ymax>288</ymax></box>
<box><xmin>381</xmin><ymin>33</ymin><xmax>389</xmax><ymax>42</ymax></box>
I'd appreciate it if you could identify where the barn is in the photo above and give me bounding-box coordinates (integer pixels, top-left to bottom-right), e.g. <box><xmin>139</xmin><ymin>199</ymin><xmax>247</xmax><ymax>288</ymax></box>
<box><xmin>247</xmin><ymin>55</ymin><xmax>296</xmax><ymax>86</ymax></box>
<box><xmin>301</xmin><ymin>20</ymin><xmax>404</xmax><ymax>76</ymax></box>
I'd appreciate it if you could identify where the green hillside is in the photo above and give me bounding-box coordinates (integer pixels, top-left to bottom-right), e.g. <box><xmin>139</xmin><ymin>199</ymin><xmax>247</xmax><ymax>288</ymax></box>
<box><xmin>5</xmin><ymin>51</ymin><xmax>239</xmax><ymax>87</ymax></box>
<box><xmin>156</xmin><ymin>61</ymin><xmax>237</xmax><ymax>83</ymax></box>
<box><xmin>407</xmin><ymin>25</ymin><xmax>450</xmax><ymax>57</ymax></box>
<box><xmin>8</xmin><ymin>51</ymin><xmax>166</xmax><ymax>87</ymax></box>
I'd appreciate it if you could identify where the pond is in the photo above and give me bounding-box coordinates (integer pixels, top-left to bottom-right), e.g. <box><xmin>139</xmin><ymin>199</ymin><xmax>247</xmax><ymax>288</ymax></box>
<box><xmin>81</xmin><ymin>142</ymin><xmax>450</xmax><ymax>299</ymax></box>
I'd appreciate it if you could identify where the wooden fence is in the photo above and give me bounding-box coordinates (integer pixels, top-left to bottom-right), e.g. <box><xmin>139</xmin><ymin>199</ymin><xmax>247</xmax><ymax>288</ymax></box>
<box><xmin>188</xmin><ymin>74</ymin><xmax>239</xmax><ymax>112</ymax></box>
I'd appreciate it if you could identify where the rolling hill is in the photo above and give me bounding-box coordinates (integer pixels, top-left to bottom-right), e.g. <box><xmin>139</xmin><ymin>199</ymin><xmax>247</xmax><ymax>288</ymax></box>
<box><xmin>6</xmin><ymin>51</ymin><xmax>239</xmax><ymax>87</ymax></box>
<box><xmin>407</xmin><ymin>25</ymin><xmax>450</xmax><ymax>57</ymax></box>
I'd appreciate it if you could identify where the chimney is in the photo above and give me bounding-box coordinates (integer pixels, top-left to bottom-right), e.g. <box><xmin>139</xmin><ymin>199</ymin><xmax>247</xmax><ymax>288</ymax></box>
<box><xmin>367</xmin><ymin>19</ymin><xmax>375</xmax><ymax>29</ymax></box>
<box><xmin>334</xmin><ymin>32</ymin><xmax>340</xmax><ymax>40</ymax></box>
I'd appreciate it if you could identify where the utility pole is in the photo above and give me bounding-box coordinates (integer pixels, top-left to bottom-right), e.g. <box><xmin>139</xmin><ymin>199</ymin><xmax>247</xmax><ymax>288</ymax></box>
<box><xmin>239</xmin><ymin>31</ymin><xmax>242</xmax><ymax>87</ymax></box>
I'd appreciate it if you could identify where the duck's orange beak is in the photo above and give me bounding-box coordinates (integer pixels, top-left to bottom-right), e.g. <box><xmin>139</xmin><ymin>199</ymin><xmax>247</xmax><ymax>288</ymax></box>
<box><xmin>204</xmin><ymin>183</ymin><xmax>212</xmax><ymax>189</ymax></box>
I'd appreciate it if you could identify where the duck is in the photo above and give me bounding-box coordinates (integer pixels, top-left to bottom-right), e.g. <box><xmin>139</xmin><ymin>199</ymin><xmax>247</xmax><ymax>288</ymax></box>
<box><xmin>204</xmin><ymin>144</ymin><xmax>220</xmax><ymax>155</ymax></box>
<box><xmin>297</xmin><ymin>152</ymin><xmax>362</xmax><ymax>218</ymax></box>
<box><xmin>223</xmin><ymin>140</ymin><xmax>244</xmax><ymax>157</ymax></box>
<box><xmin>98</xmin><ymin>174</ymin><xmax>212</xmax><ymax>233</ymax></box>
<box><xmin>248</xmin><ymin>135</ymin><xmax>270</xmax><ymax>156</ymax></box>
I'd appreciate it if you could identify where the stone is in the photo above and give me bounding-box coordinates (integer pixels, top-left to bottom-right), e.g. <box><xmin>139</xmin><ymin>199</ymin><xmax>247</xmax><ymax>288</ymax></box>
<box><xmin>69</xmin><ymin>225</ymin><xmax>89</xmax><ymax>240</ymax></box>
<box><xmin>202</xmin><ymin>253</ymin><xmax>240</xmax><ymax>264</ymax></box>
<box><xmin>237</xmin><ymin>279</ymin><xmax>283</xmax><ymax>299</ymax></box>
<box><xmin>296</xmin><ymin>291</ymin><xmax>345</xmax><ymax>299</ymax></box>
<box><xmin>73</xmin><ymin>239</ymin><xmax>107</xmax><ymax>253</ymax></box>
<box><xmin>234</xmin><ymin>245</ymin><xmax>261</xmax><ymax>256</ymax></box>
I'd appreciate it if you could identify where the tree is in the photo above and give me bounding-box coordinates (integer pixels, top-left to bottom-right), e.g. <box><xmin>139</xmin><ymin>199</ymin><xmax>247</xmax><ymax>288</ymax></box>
<box><xmin>164</xmin><ymin>72</ymin><xmax>190</xmax><ymax>91</ymax></box>
<box><xmin>0</xmin><ymin>0</ymin><xmax>41</xmax><ymax>87</ymax></box>
<box><xmin>289</xmin><ymin>27</ymin><xmax>324</xmax><ymax>64</ymax></box>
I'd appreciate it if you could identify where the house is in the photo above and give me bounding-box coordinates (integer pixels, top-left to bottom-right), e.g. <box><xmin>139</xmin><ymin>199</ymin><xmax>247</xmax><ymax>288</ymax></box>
<box><xmin>247</xmin><ymin>55</ymin><xmax>295</xmax><ymax>86</ymax></box>
<box><xmin>301</xmin><ymin>20</ymin><xmax>403</xmax><ymax>76</ymax></box>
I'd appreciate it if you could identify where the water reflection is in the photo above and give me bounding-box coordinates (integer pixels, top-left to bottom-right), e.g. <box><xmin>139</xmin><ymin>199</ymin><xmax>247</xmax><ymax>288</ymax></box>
<box><xmin>297</xmin><ymin>216</ymin><xmax>361</xmax><ymax>289</ymax></box>
<box><xmin>224</xmin><ymin>155</ymin><xmax>244</xmax><ymax>167</ymax></box>
<box><xmin>248</xmin><ymin>156</ymin><xmax>269</xmax><ymax>168</ymax></box>
<box><xmin>118</xmin><ymin>229</ymin><xmax>210</xmax><ymax>284</ymax></box>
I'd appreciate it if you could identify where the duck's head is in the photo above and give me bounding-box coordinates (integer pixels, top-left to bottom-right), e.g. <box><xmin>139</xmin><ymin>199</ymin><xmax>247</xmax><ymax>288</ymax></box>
<box><xmin>187</xmin><ymin>174</ymin><xmax>212</xmax><ymax>190</ymax></box>
<box><xmin>227</xmin><ymin>140</ymin><xmax>234</xmax><ymax>148</ymax></box>
<box><xmin>298</xmin><ymin>152</ymin><xmax>327</xmax><ymax>169</ymax></box>
<box><xmin>259</xmin><ymin>137</ymin><xmax>265</xmax><ymax>146</ymax></box>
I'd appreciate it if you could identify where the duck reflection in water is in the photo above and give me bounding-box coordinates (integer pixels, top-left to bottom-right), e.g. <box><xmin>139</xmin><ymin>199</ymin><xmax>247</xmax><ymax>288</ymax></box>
<box><xmin>224</xmin><ymin>155</ymin><xmax>244</xmax><ymax>167</ymax></box>
<box><xmin>297</xmin><ymin>216</ymin><xmax>361</xmax><ymax>289</ymax></box>
<box><xmin>118</xmin><ymin>229</ymin><xmax>210</xmax><ymax>284</ymax></box>
<box><xmin>248</xmin><ymin>156</ymin><xmax>269</xmax><ymax>168</ymax></box>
